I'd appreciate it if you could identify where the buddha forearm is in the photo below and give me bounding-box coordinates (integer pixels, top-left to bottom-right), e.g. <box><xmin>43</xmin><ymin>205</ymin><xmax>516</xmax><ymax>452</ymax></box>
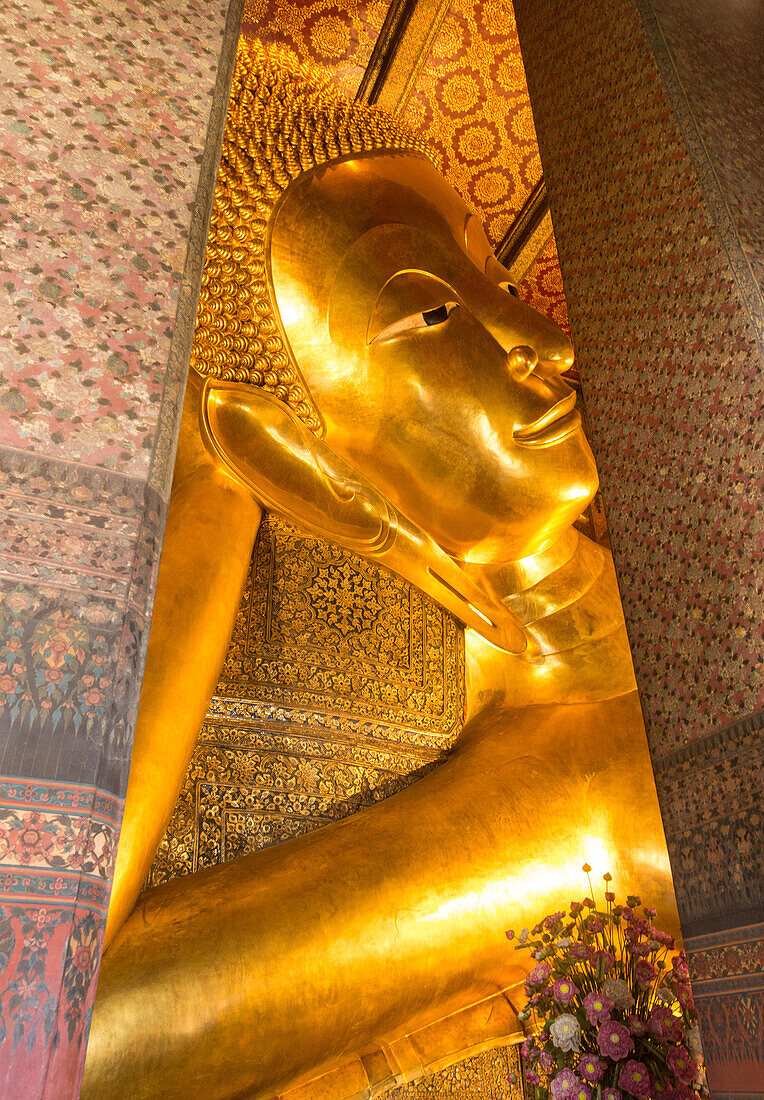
<box><xmin>83</xmin><ymin>694</ymin><xmax>675</xmax><ymax>1100</ymax></box>
<box><xmin>104</xmin><ymin>388</ymin><xmax>262</xmax><ymax>948</ymax></box>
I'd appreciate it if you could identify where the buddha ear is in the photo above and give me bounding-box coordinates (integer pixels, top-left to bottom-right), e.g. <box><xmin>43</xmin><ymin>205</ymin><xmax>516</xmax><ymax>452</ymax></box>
<box><xmin>199</xmin><ymin>378</ymin><xmax>397</xmax><ymax>554</ymax></box>
<box><xmin>199</xmin><ymin>378</ymin><xmax>531</xmax><ymax>655</ymax></box>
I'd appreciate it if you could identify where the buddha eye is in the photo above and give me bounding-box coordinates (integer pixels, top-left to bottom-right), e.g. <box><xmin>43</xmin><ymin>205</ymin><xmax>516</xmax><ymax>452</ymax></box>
<box><xmin>371</xmin><ymin>301</ymin><xmax>459</xmax><ymax>344</ymax></box>
<box><xmin>500</xmin><ymin>281</ymin><xmax>520</xmax><ymax>299</ymax></box>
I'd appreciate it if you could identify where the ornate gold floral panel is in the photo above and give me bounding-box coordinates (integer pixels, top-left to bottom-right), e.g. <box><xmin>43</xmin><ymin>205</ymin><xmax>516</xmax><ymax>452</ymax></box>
<box><xmin>149</xmin><ymin>513</ymin><xmax>464</xmax><ymax>886</ymax></box>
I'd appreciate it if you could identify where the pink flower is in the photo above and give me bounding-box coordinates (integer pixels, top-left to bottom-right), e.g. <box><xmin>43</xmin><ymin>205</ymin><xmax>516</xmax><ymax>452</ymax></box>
<box><xmin>676</xmin><ymin>981</ymin><xmax>695</xmax><ymax>1011</ymax></box>
<box><xmin>594</xmin><ymin>949</ymin><xmax>615</xmax><ymax>970</ymax></box>
<box><xmin>545</xmin><ymin>910</ymin><xmax>566</xmax><ymax>929</ymax></box>
<box><xmin>587</xmin><ymin>917</ymin><xmax>604</xmax><ymax>933</ymax></box>
<box><xmin>596</xmin><ymin>1021</ymin><xmax>633</xmax><ymax>1061</ymax></box>
<box><xmin>672</xmin><ymin>953</ymin><xmax>689</xmax><ymax>980</ymax></box>
<box><xmin>553</xmin><ymin>977</ymin><xmax>579</xmax><ymax>1005</ymax></box>
<box><xmin>603</xmin><ymin>1091</ymin><xmax>622</xmax><ymax>1100</ymax></box>
<box><xmin>583</xmin><ymin>991</ymin><xmax>614</xmax><ymax>1024</ymax></box>
<box><xmin>579</xmin><ymin>1055</ymin><xmax>606</xmax><ymax>1084</ymax></box>
<box><xmin>650</xmin><ymin>1075</ymin><xmax>676</xmax><ymax>1100</ymax></box>
<box><xmin>551</xmin><ymin>1069</ymin><xmax>582</xmax><ymax>1100</ymax></box>
<box><xmin>648</xmin><ymin>1006</ymin><xmax>682</xmax><ymax>1043</ymax></box>
<box><xmin>573</xmin><ymin>1086</ymin><xmax>591</xmax><ymax>1100</ymax></box>
<box><xmin>652</xmin><ymin>929</ymin><xmax>675</xmax><ymax>949</ymax></box>
<box><xmin>675</xmin><ymin>1087</ymin><xmax>697</xmax><ymax>1100</ymax></box>
<box><xmin>635</xmin><ymin>959</ymin><xmax>657</xmax><ymax>987</ymax></box>
<box><xmin>605</xmin><ymin>891</ymin><xmax>615</xmax><ymax>902</ymax></box>
<box><xmin>569</xmin><ymin>943</ymin><xmax>593</xmax><ymax>960</ymax></box>
<box><xmin>527</xmin><ymin>961</ymin><xmax>552</xmax><ymax>986</ymax></box>
<box><xmin>619</xmin><ymin>1060</ymin><xmax>651</xmax><ymax>1098</ymax></box>
<box><xmin>628</xmin><ymin>1015</ymin><xmax>648</xmax><ymax>1037</ymax></box>
<box><xmin>538</xmin><ymin>1051</ymin><xmax>555</xmax><ymax>1072</ymax></box>
<box><xmin>667</xmin><ymin>1045</ymin><xmax>697</xmax><ymax>1085</ymax></box>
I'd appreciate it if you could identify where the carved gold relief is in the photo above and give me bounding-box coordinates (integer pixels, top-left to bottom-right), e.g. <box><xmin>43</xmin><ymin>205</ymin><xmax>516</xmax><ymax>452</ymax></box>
<box><xmin>149</xmin><ymin>512</ymin><xmax>463</xmax><ymax>887</ymax></box>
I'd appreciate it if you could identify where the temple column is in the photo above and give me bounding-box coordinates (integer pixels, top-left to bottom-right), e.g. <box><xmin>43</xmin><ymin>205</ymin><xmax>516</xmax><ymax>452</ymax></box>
<box><xmin>0</xmin><ymin>0</ymin><xmax>243</xmax><ymax>1095</ymax></box>
<box><xmin>514</xmin><ymin>0</ymin><xmax>763</xmax><ymax>1091</ymax></box>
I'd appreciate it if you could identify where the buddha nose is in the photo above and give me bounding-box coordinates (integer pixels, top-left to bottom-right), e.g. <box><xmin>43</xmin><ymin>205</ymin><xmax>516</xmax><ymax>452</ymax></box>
<box><xmin>480</xmin><ymin>281</ymin><xmax>575</xmax><ymax>376</ymax></box>
<box><xmin>516</xmin><ymin>298</ymin><xmax>574</xmax><ymax>376</ymax></box>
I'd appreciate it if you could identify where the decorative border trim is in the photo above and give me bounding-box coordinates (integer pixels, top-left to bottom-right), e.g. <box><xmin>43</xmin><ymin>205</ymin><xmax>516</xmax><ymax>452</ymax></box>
<box><xmin>652</xmin><ymin>708</ymin><xmax>763</xmax><ymax>772</ymax></box>
<box><xmin>0</xmin><ymin>778</ymin><xmax>122</xmax><ymax>917</ymax></box>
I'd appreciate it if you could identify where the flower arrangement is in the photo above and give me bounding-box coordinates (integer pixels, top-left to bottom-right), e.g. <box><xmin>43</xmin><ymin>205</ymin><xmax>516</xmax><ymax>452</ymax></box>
<box><xmin>506</xmin><ymin>869</ymin><xmax>707</xmax><ymax>1100</ymax></box>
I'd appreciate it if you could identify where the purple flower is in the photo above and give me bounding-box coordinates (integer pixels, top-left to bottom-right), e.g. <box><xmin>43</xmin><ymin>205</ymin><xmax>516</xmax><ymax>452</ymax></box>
<box><xmin>596</xmin><ymin>1020</ymin><xmax>633</xmax><ymax>1061</ymax></box>
<box><xmin>676</xmin><ymin>981</ymin><xmax>695</xmax><ymax>1011</ymax></box>
<box><xmin>506</xmin><ymin>928</ymin><xmax>515</xmax><ymax>940</ymax></box>
<box><xmin>573</xmin><ymin>1085</ymin><xmax>592</xmax><ymax>1100</ymax></box>
<box><xmin>538</xmin><ymin>1051</ymin><xmax>555</xmax><ymax>1072</ymax></box>
<box><xmin>602</xmin><ymin>1091</ymin><xmax>622</xmax><ymax>1100</ymax></box>
<box><xmin>667</xmin><ymin>1045</ymin><xmax>697</xmax><ymax>1085</ymax></box>
<box><xmin>553</xmin><ymin>977</ymin><xmax>579</xmax><ymax>1005</ymax></box>
<box><xmin>526</xmin><ymin>1069</ymin><xmax>541</xmax><ymax>1087</ymax></box>
<box><xmin>587</xmin><ymin>917</ymin><xmax>604</xmax><ymax>933</ymax></box>
<box><xmin>551</xmin><ymin>1069</ymin><xmax>582</xmax><ymax>1100</ymax></box>
<box><xmin>583</xmin><ymin>991</ymin><xmax>614</xmax><ymax>1024</ymax></box>
<box><xmin>569</xmin><ymin>943</ymin><xmax>593</xmax><ymax>960</ymax></box>
<box><xmin>619</xmin><ymin>1060</ymin><xmax>651</xmax><ymax>1098</ymax></box>
<box><xmin>635</xmin><ymin>959</ymin><xmax>657</xmax><ymax>987</ymax></box>
<box><xmin>527</xmin><ymin>961</ymin><xmax>552</xmax><ymax>986</ymax></box>
<box><xmin>579</xmin><ymin>1054</ymin><xmax>606</xmax><ymax>1084</ymax></box>
<box><xmin>627</xmin><ymin>1015</ymin><xmax>647</xmax><ymax>1038</ymax></box>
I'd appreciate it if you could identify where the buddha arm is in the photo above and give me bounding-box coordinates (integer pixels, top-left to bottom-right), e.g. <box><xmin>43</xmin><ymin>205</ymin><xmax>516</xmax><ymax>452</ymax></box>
<box><xmin>83</xmin><ymin>693</ymin><xmax>676</xmax><ymax>1100</ymax></box>
<box><xmin>104</xmin><ymin>379</ymin><xmax>262</xmax><ymax>947</ymax></box>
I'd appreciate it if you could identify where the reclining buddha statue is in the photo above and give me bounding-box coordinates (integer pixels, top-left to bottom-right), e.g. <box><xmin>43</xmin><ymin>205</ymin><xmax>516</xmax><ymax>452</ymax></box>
<box><xmin>81</xmin><ymin>40</ymin><xmax>677</xmax><ymax>1100</ymax></box>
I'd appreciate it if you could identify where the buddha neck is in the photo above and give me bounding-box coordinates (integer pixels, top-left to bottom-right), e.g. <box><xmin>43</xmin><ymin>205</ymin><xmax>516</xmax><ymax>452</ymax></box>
<box><xmin>464</xmin><ymin>527</ymin><xmax>639</xmax><ymax>717</ymax></box>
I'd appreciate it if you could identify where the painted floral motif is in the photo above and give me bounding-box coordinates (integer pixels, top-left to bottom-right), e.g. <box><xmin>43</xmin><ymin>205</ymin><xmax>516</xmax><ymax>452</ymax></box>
<box><xmin>0</xmin><ymin>807</ymin><xmax>115</xmax><ymax>879</ymax></box>
<box><xmin>0</xmin><ymin>596</ymin><xmax>118</xmax><ymax>739</ymax></box>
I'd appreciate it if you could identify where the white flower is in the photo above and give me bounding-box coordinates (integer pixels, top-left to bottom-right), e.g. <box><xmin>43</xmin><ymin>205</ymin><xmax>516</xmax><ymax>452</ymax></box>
<box><xmin>550</xmin><ymin>1013</ymin><xmax>581</xmax><ymax>1053</ymax></box>
<box><xmin>557</xmin><ymin>937</ymin><xmax>574</xmax><ymax>948</ymax></box>
<box><xmin>687</xmin><ymin>1025</ymin><xmax>704</xmax><ymax>1061</ymax></box>
<box><xmin>602</xmin><ymin>977</ymin><xmax>635</xmax><ymax>1011</ymax></box>
<box><xmin>656</xmin><ymin>987</ymin><xmax>674</xmax><ymax>1004</ymax></box>
<box><xmin>518</xmin><ymin>928</ymin><xmax>530</xmax><ymax>944</ymax></box>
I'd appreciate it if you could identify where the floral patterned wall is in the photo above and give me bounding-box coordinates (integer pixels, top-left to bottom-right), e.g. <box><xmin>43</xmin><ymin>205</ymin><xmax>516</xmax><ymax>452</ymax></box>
<box><xmin>514</xmin><ymin>0</ymin><xmax>763</xmax><ymax>1092</ymax></box>
<box><xmin>0</xmin><ymin>0</ymin><xmax>241</xmax><ymax>1094</ymax></box>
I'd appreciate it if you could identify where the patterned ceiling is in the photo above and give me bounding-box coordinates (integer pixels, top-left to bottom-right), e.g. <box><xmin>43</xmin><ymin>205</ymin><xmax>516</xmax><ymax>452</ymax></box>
<box><xmin>241</xmin><ymin>0</ymin><xmax>570</xmax><ymax>330</ymax></box>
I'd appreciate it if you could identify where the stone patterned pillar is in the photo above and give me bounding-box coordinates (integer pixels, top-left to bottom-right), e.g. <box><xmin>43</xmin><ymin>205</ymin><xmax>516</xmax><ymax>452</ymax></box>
<box><xmin>513</xmin><ymin>0</ymin><xmax>763</xmax><ymax>1093</ymax></box>
<box><xmin>0</xmin><ymin>0</ymin><xmax>243</xmax><ymax>1094</ymax></box>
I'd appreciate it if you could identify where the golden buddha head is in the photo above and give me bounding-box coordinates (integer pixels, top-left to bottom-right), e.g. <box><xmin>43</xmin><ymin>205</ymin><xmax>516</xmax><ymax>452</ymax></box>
<box><xmin>193</xmin><ymin>40</ymin><xmax>597</xmax><ymax>565</ymax></box>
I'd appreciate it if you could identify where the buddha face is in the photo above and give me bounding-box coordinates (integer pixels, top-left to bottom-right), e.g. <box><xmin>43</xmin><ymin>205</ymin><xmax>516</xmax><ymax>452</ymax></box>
<box><xmin>268</xmin><ymin>153</ymin><xmax>597</xmax><ymax>563</ymax></box>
